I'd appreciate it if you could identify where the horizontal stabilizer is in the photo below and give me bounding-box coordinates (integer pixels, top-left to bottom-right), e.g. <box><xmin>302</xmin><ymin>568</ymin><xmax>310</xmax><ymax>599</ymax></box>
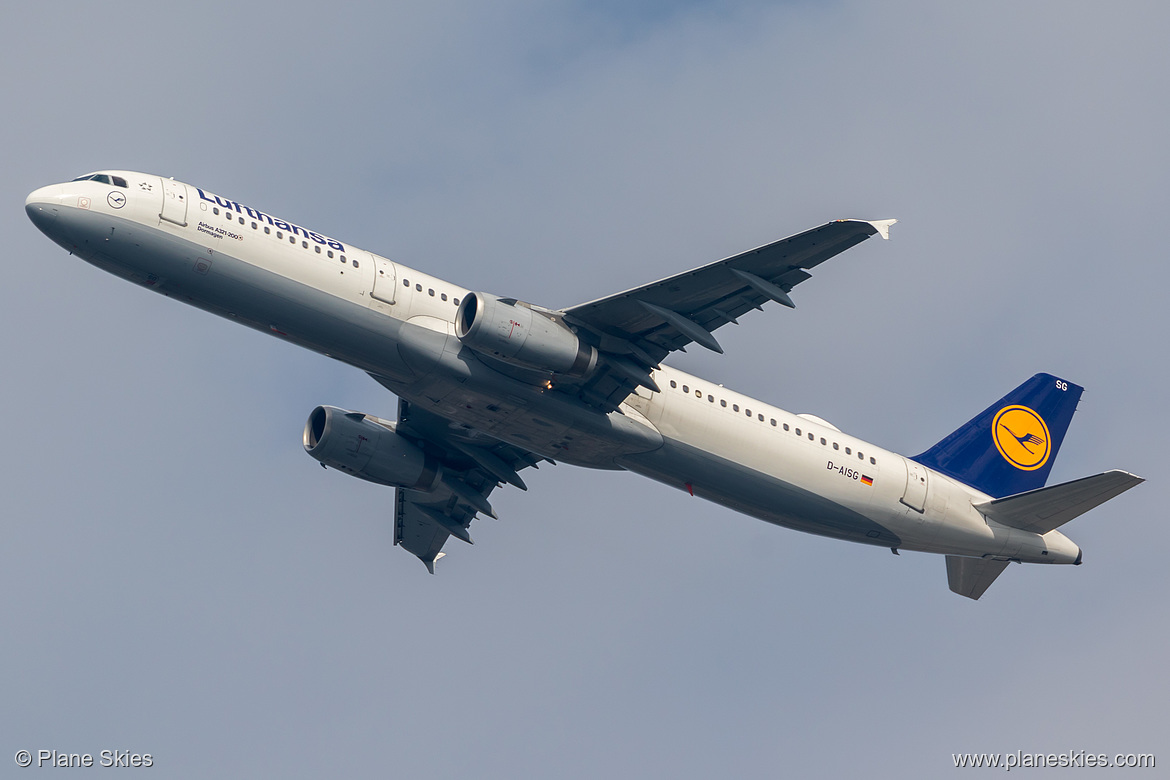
<box><xmin>973</xmin><ymin>470</ymin><xmax>1143</xmax><ymax>535</ymax></box>
<box><xmin>946</xmin><ymin>556</ymin><xmax>1010</xmax><ymax>600</ymax></box>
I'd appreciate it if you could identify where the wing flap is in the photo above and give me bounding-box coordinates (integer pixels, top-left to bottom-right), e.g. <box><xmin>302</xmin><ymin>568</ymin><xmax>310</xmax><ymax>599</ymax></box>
<box><xmin>973</xmin><ymin>470</ymin><xmax>1143</xmax><ymax>535</ymax></box>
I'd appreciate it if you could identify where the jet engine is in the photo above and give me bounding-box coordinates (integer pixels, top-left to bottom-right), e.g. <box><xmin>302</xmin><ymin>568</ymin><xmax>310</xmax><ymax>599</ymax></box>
<box><xmin>303</xmin><ymin>405</ymin><xmax>442</xmax><ymax>491</ymax></box>
<box><xmin>455</xmin><ymin>292</ymin><xmax>597</xmax><ymax>377</ymax></box>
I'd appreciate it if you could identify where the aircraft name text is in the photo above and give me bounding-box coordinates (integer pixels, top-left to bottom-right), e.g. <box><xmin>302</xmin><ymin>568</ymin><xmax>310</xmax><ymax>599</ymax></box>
<box><xmin>196</xmin><ymin>188</ymin><xmax>346</xmax><ymax>252</ymax></box>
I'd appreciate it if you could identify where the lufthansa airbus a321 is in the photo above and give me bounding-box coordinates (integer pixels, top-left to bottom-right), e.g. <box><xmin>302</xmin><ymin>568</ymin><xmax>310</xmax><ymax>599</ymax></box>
<box><xmin>25</xmin><ymin>171</ymin><xmax>1142</xmax><ymax>599</ymax></box>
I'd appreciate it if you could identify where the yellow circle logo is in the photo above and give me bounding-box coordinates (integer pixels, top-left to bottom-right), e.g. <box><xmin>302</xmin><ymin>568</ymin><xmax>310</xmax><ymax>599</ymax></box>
<box><xmin>992</xmin><ymin>405</ymin><xmax>1051</xmax><ymax>471</ymax></box>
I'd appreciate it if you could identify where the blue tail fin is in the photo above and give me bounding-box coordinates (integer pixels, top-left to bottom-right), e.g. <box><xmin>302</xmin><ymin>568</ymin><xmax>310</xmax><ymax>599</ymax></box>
<box><xmin>912</xmin><ymin>373</ymin><xmax>1083</xmax><ymax>498</ymax></box>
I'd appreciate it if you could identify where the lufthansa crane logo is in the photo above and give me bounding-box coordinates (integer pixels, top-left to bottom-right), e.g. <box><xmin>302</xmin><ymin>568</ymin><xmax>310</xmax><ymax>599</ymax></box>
<box><xmin>992</xmin><ymin>405</ymin><xmax>1051</xmax><ymax>471</ymax></box>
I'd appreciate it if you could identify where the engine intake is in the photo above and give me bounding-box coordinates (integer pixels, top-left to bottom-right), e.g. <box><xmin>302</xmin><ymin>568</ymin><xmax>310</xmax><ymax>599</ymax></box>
<box><xmin>303</xmin><ymin>405</ymin><xmax>442</xmax><ymax>491</ymax></box>
<box><xmin>455</xmin><ymin>292</ymin><xmax>597</xmax><ymax>377</ymax></box>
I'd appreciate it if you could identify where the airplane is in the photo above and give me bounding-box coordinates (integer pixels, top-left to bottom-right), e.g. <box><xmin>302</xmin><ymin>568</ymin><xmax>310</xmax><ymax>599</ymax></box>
<box><xmin>25</xmin><ymin>170</ymin><xmax>1142</xmax><ymax>599</ymax></box>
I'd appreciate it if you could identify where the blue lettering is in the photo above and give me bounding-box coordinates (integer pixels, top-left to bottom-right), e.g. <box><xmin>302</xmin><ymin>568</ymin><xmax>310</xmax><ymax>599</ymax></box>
<box><xmin>193</xmin><ymin>188</ymin><xmax>346</xmax><ymax>252</ymax></box>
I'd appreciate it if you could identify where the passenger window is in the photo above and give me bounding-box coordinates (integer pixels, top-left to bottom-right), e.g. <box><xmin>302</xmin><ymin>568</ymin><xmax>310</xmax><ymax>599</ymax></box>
<box><xmin>289</xmin><ymin>236</ymin><xmax>296</xmax><ymax>244</ymax></box>
<box><xmin>733</xmin><ymin>404</ymin><xmax>740</xmax><ymax>412</ymax></box>
<box><xmin>833</xmin><ymin>442</ymin><xmax>839</xmax><ymax>450</ymax></box>
<box><xmin>820</xmin><ymin>437</ymin><xmax>826</xmax><ymax>445</ymax></box>
<box><xmin>770</xmin><ymin>419</ymin><xmax>776</xmax><ymax>426</ymax></box>
<box><xmin>682</xmin><ymin>385</ymin><xmax>689</xmax><ymax>393</ymax></box>
<box><xmin>264</xmin><ymin>226</ymin><xmax>270</xmax><ymax>234</ymax></box>
<box><xmin>453</xmin><ymin>298</ymin><xmax>459</xmax><ymax>306</ymax></box>
<box><xmin>213</xmin><ymin>207</ymin><xmax>220</xmax><ymax>215</ymax></box>
<box><xmin>695</xmin><ymin>390</ymin><xmax>702</xmax><ymax>398</ymax></box>
<box><xmin>783</xmin><ymin>423</ymin><xmax>790</xmax><ymax>431</ymax></box>
<box><xmin>351</xmin><ymin>259</ymin><xmax>359</xmax><ymax>268</ymax></box>
<box><xmin>670</xmin><ymin>380</ymin><xmax>677</xmax><ymax>389</ymax></box>
<box><xmin>808</xmin><ymin>433</ymin><xmax>814</xmax><ymax>441</ymax></box>
<box><xmin>429</xmin><ymin>289</ymin><xmax>435</xmax><ymax>297</ymax></box>
<box><xmin>870</xmin><ymin>457</ymin><xmax>876</xmax><ymax>465</ymax></box>
<box><xmin>758</xmin><ymin>414</ymin><xmax>764</xmax><ymax>422</ymax></box>
<box><xmin>328</xmin><ymin>250</ymin><xmax>334</xmax><ymax>258</ymax></box>
<box><xmin>315</xmin><ymin>246</ymin><xmax>321</xmax><ymax>253</ymax></box>
<box><xmin>416</xmin><ymin>284</ymin><xmax>422</xmax><ymax>291</ymax></box>
<box><xmin>251</xmin><ymin>222</ymin><xmax>257</xmax><ymax>229</ymax></box>
<box><xmin>403</xmin><ymin>279</ymin><xmax>409</xmax><ymax>286</ymax></box>
<box><xmin>858</xmin><ymin>452</ymin><xmax>864</xmax><ymax>460</ymax></box>
<box><xmin>276</xmin><ymin>231</ymin><xmax>283</xmax><ymax>239</ymax></box>
<box><xmin>708</xmin><ymin>395</ymin><xmax>714</xmax><ymax>403</ymax></box>
<box><xmin>442</xmin><ymin>293</ymin><xmax>448</xmax><ymax>301</ymax></box>
<box><xmin>720</xmin><ymin>400</ymin><xmax>727</xmax><ymax>408</ymax></box>
<box><xmin>239</xmin><ymin>217</ymin><xmax>245</xmax><ymax>225</ymax></box>
<box><xmin>745</xmin><ymin>409</ymin><xmax>751</xmax><ymax>416</ymax></box>
<box><xmin>302</xmin><ymin>241</ymin><xmax>309</xmax><ymax>249</ymax></box>
<box><xmin>795</xmin><ymin>428</ymin><xmax>801</xmax><ymax>436</ymax></box>
<box><xmin>845</xmin><ymin>447</ymin><xmax>852</xmax><ymax>455</ymax></box>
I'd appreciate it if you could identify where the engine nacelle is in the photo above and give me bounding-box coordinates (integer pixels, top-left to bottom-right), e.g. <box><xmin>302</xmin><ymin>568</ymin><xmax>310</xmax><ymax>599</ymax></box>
<box><xmin>455</xmin><ymin>292</ymin><xmax>597</xmax><ymax>377</ymax></box>
<box><xmin>303</xmin><ymin>405</ymin><xmax>443</xmax><ymax>490</ymax></box>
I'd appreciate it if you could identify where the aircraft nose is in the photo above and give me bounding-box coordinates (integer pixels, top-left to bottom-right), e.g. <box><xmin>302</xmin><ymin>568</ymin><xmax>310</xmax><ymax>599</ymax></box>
<box><xmin>25</xmin><ymin>184</ymin><xmax>64</xmax><ymax>232</ymax></box>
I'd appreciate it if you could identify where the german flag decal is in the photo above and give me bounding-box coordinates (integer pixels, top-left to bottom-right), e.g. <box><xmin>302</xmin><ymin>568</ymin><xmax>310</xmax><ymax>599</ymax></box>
<box><xmin>861</xmin><ymin>475</ymin><xmax>873</xmax><ymax>486</ymax></box>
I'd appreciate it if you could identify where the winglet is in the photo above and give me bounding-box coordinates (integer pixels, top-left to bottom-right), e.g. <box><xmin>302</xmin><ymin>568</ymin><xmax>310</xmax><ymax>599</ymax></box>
<box><xmin>424</xmin><ymin>552</ymin><xmax>446</xmax><ymax>575</ymax></box>
<box><xmin>867</xmin><ymin>219</ymin><xmax>896</xmax><ymax>240</ymax></box>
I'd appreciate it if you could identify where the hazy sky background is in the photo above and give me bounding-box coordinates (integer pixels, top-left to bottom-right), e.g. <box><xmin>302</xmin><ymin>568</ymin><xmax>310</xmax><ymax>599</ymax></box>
<box><xmin>4</xmin><ymin>1</ymin><xmax>1167</xmax><ymax>777</ymax></box>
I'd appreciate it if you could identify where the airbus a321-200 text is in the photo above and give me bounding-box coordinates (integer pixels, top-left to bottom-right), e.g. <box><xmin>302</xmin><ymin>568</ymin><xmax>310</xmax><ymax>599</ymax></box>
<box><xmin>26</xmin><ymin>171</ymin><xmax>1142</xmax><ymax>599</ymax></box>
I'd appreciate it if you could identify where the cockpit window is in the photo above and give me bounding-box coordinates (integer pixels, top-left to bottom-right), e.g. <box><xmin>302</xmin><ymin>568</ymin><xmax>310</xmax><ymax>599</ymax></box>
<box><xmin>70</xmin><ymin>173</ymin><xmax>127</xmax><ymax>188</ymax></box>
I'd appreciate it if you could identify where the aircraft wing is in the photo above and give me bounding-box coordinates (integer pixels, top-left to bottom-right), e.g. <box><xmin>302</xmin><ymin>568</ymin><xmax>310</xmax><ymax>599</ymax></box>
<box><xmin>558</xmin><ymin>219</ymin><xmax>893</xmax><ymax>410</ymax></box>
<box><xmin>389</xmin><ymin>396</ymin><xmax>546</xmax><ymax>572</ymax></box>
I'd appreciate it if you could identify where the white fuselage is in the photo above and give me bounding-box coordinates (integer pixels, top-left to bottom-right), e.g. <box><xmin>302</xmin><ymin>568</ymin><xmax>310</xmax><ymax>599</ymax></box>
<box><xmin>25</xmin><ymin>172</ymin><xmax>1081</xmax><ymax>566</ymax></box>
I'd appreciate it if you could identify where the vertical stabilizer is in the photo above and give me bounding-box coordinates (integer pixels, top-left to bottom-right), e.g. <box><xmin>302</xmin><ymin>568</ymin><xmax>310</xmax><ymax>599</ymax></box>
<box><xmin>913</xmin><ymin>374</ymin><xmax>1082</xmax><ymax>498</ymax></box>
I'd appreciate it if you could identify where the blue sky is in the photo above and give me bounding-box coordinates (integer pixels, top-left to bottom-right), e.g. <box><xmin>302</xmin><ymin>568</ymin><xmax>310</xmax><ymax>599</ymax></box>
<box><xmin>4</xmin><ymin>1</ymin><xmax>1166</xmax><ymax>777</ymax></box>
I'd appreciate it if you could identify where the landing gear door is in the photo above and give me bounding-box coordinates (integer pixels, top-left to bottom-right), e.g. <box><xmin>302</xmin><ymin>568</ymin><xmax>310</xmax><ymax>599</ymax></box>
<box><xmin>370</xmin><ymin>255</ymin><xmax>397</xmax><ymax>304</ymax></box>
<box><xmin>901</xmin><ymin>458</ymin><xmax>928</xmax><ymax>513</ymax></box>
<box><xmin>160</xmin><ymin>178</ymin><xmax>188</xmax><ymax>226</ymax></box>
